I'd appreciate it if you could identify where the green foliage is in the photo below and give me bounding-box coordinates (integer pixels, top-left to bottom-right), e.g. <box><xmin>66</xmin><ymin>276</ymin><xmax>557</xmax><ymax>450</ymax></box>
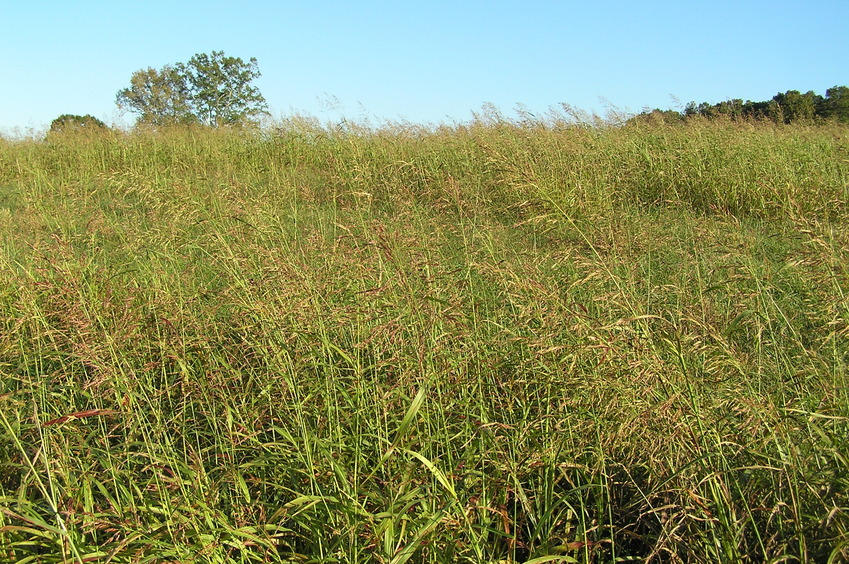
<box><xmin>116</xmin><ymin>51</ymin><xmax>268</xmax><ymax>128</ymax></box>
<box><xmin>48</xmin><ymin>113</ymin><xmax>108</xmax><ymax>133</ymax></box>
<box><xmin>177</xmin><ymin>51</ymin><xmax>268</xmax><ymax>127</ymax></box>
<box><xmin>115</xmin><ymin>65</ymin><xmax>197</xmax><ymax>126</ymax></box>
<box><xmin>629</xmin><ymin>108</ymin><xmax>684</xmax><ymax>125</ymax></box>
<box><xmin>668</xmin><ymin>86</ymin><xmax>849</xmax><ymax>123</ymax></box>
<box><xmin>770</xmin><ymin>90</ymin><xmax>820</xmax><ymax>123</ymax></box>
<box><xmin>824</xmin><ymin>85</ymin><xmax>849</xmax><ymax>122</ymax></box>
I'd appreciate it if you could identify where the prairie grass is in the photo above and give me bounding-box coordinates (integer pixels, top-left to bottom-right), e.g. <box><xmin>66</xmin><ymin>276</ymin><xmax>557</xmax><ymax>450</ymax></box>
<box><xmin>0</xmin><ymin>115</ymin><xmax>848</xmax><ymax>562</ymax></box>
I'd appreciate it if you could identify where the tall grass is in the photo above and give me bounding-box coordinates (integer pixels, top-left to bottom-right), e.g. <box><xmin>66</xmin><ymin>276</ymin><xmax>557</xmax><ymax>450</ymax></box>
<box><xmin>1</xmin><ymin>115</ymin><xmax>848</xmax><ymax>562</ymax></box>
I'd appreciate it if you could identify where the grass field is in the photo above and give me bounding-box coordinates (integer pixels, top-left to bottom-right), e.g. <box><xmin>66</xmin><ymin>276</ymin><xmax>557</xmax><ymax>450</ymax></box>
<box><xmin>1</xmin><ymin>115</ymin><xmax>848</xmax><ymax>563</ymax></box>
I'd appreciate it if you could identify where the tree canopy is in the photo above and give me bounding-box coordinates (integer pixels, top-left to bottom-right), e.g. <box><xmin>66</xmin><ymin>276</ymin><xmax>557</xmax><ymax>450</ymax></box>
<box><xmin>116</xmin><ymin>51</ymin><xmax>268</xmax><ymax>127</ymax></box>
<box><xmin>49</xmin><ymin>114</ymin><xmax>108</xmax><ymax>133</ymax></box>
<box><xmin>115</xmin><ymin>66</ymin><xmax>195</xmax><ymax>127</ymax></box>
<box><xmin>634</xmin><ymin>86</ymin><xmax>849</xmax><ymax>124</ymax></box>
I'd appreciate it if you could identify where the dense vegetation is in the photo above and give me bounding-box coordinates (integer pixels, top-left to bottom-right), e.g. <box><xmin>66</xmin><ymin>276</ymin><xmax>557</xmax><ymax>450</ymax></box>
<box><xmin>0</xmin><ymin>115</ymin><xmax>848</xmax><ymax>563</ymax></box>
<box><xmin>636</xmin><ymin>85</ymin><xmax>849</xmax><ymax>124</ymax></box>
<box><xmin>116</xmin><ymin>51</ymin><xmax>268</xmax><ymax>127</ymax></box>
<box><xmin>48</xmin><ymin>115</ymin><xmax>109</xmax><ymax>135</ymax></box>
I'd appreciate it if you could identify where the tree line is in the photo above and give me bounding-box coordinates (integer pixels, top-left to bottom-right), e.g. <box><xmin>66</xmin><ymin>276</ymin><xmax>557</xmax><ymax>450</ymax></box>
<box><xmin>636</xmin><ymin>86</ymin><xmax>849</xmax><ymax>124</ymax></box>
<box><xmin>49</xmin><ymin>51</ymin><xmax>268</xmax><ymax>134</ymax></box>
<box><xmin>47</xmin><ymin>52</ymin><xmax>848</xmax><ymax>133</ymax></box>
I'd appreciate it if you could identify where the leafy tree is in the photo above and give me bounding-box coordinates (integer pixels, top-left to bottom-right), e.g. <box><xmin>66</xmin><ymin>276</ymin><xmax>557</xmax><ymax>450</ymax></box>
<box><xmin>715</xmin><ymin>99</ymin><xmax>745</xmax><ymax>118</ymax></box>
<box><xmin>683</xmin><ymin>87</ymin><xmax>845</xmax><ymax>123</ymax></box>
<box><xmin>770</xmin><ymin>90</ymin><xmax>821</xmax><ymax>123</ymax></box>
<box><xmin>116</xmin><ymin>51</ymin><xmax>268</xmax><ymax>127</ymax></box>
<box><xmin>766</xmin><ymin>99</ymin><xmax>784</xmax><ymax>123</ymax></box>
<box><xmin>627</xmin><ymin>108</ymin><xmax>683</xmax><ymax>125</ymax></box>
<box><xmin>824</xmin><ymin>85</ymin><xmax>849</xmax><ymax>122</ymax></box>
<box><xmin>684</xmin><ymin>101</ymin><xmax>722</xmax><ymax>118</ymax></box>
<box><xmin>116</xmin><ymin>66</ymin><xmax>196</xmax><ymax>126</ymax></box>
<box><xmin>177</xmin><ymin>51</ymin><xmax>268</xmax><ymax>126</ymax></box>
<box><xmin>742</xmin><ymin>100</ymin><xmax>771</xmax><ymax>119</ymax></box>
<box><xmin>49</xmin><ymin>114</ymin><xmax>108</xmax><ymax>133</ymax></box>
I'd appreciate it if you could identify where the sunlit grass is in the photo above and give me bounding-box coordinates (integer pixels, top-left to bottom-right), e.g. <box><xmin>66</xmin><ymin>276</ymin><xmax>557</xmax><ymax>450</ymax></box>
<box><xmin>1</xmin><ymin>115</ymin><xmax>848</xmax><ymax>562</ymax></box>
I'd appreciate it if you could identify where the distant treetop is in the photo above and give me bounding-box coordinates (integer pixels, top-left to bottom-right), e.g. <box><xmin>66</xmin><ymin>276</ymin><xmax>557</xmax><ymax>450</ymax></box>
<box><xmin>49</xmin><ymin>114</ymin><xmax>108</xmax><ymax>133</ymax></box>
<box><xmin>116</xmin><ymin>51</ymin><xmax>269</xmax><ymax>128</ymax></box>
<box><xmin>634</xmin><ymin>86</ymin><xmax>849</xmax><ymax>124</ymax></box>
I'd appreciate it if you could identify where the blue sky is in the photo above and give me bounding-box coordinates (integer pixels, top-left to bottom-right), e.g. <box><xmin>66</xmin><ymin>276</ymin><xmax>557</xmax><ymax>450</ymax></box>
<box><xmin>2</xmin><ymin>0</ymin><xmax>847</xmax><ymax>133</ymax></box>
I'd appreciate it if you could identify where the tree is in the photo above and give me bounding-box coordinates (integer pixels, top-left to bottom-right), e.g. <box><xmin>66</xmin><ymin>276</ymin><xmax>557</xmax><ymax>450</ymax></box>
<box><xmin>715</xmin><ymin>99</ymin><xmax>745</xmax><ymax>118</ymax></box>
<box><xmin>824</xmin><ymin>85</ymin><xmax>849</xmax><ymax>122</ymax></box>
<box><xmin>116</xmin><ymin>66</ymin><xmax>196</xmax><ymax>126</ymax></box>
<box><xmin>682</xmin><ymin>86</ymin><xmax>847</xmax><ymax>123</ymax></box>
<box><xmin>741</xmin><ymin>99</ymin><xmax>771</xmax><ymax>119</ymax></box>
<box><xmin>769</xmin><ymin>90</ymin><xmax>821</xmax><ymax>123</ymax></box>
<box><xmin>178</xmin><ymin>51</ymin><xmax>268</xmax><ymax>126</ymax></box>
<box><xmin>627</xmin><ymin>108</ymin><xmax>683</xmax><ymax>125</ymax></box>
<box><xmin>116</xmin><ymin>51</ymin><xmax>268</xmax><ymax>127</ymax></box>
<box><xmin>49</xmin><ymin>114</ymin><xmax>108</xmax><ymax>134</ymax></box>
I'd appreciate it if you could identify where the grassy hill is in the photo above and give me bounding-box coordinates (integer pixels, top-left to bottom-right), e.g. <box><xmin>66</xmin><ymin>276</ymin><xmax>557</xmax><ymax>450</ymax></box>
<box><xmin>1</xmin><ymin>116</ymin><xmax>848</xmax><ymax>562</ymax></box>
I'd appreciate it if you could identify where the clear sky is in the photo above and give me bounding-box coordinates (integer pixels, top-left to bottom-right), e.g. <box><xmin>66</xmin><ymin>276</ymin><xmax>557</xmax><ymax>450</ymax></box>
<box><xmin>2</xmin><ymin>0</ymin><xmax>847</xmax><ymax>133</ymax></box>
